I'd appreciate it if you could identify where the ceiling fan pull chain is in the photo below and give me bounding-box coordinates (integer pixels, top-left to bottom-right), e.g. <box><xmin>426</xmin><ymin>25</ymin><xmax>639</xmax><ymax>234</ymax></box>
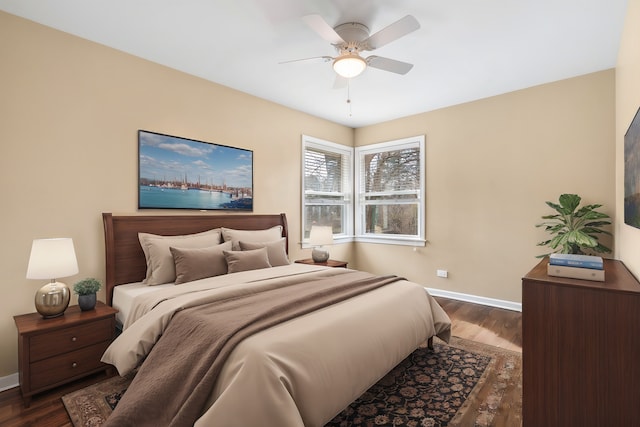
<box><xmin>347</xmin><ymin>81</ymin><xmax>353</xmax><ymax>117</ymax></box>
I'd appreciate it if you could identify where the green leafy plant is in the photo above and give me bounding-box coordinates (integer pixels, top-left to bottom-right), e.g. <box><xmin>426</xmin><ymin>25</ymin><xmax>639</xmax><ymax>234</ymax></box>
<box><xmin>536</xmin><ymin>193</ymin><xmax>612</xmax><ymax>257</ymax></box>
<box><xmin>73</xmin><ymin>278</ymin><xmax>102</xmax><ymax>295</ymax></box>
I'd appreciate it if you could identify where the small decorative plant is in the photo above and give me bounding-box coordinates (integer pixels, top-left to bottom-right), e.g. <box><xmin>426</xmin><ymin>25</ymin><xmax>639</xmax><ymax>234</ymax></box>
<box><xmin>73</xmin><ymin>278</ymin><xmax>102</xmax><ymax>295</ymax></box>
<box><xmin>536</xmin><ymin>193</ymin><xmax>612</xmax><ymax>257</ymax></box>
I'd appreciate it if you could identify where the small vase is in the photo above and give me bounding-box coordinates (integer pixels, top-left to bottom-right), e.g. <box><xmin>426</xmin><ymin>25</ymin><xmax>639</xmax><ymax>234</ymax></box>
<box><xmin>78</xmin><ymin>293</ymin><xmax>97</xmax><ymax>311</ymax></box>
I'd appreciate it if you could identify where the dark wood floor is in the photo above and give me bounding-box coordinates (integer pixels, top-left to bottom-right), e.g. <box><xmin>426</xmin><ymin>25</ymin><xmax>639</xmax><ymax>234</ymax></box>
<box><xmin>435</xmin><ymin>296</ymin><xmax>522</xmax><ymax>352</ymax></box>
<box><xmin>0</xmin><ymin>297</ymin><xmax>522</xmax><ymax>427</ymax></box>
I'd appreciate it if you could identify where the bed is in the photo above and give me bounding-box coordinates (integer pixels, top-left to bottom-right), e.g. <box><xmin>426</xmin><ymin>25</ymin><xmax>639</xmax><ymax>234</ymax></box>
<box><xmin>100</xmin><ymin>212</ymin><xmax>451</xmax><ymax>427</ymax></box>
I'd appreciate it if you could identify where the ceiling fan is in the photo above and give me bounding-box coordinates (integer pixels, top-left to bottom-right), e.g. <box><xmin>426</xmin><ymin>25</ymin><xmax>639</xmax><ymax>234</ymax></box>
<box><xmin>283</xmin><ymin>14</ymin><xmax>420</xmax><ymax>81</ymax></box>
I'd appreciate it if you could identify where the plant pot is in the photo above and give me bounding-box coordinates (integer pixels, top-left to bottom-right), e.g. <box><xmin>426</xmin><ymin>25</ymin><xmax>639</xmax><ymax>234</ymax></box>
<box><xmin>78</xmin><ymin>293</ymin><xmax>97</xmax><ymax>311</ymax></box>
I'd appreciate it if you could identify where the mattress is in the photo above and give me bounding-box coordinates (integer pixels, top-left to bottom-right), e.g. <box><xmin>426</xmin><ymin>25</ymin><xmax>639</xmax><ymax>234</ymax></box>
<box><xmin>112</xmin><ymin>282</ymin><xmax>173</xmax><ymax>327</ymax></box>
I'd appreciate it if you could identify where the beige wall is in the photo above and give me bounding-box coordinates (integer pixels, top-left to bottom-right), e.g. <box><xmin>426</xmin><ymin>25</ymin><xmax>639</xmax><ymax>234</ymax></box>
<box><xmin>616</xmin><ymin>0</ymin><xmax>640</xmax><ymax>276</ymax></box>
<box><xmin>0</xmin><ymin>12</ymin><xmax>353</xmax><ymax>377</ymax></box>
<box><xmin>355</xmin><ymin>70</ymin><xmax>616</xmax><ymax>304</ymax></box>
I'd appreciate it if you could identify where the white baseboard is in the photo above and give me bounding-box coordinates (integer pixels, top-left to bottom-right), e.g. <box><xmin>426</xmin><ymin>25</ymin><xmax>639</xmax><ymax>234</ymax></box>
<box><xmin>426</xmin><ymin>287</ymin><xmax>522</xmax><ymax>312</ymax></box>
<box><xmin>0</xmin><ymin>372</ymin><xmax>19</xmax><ymax>392</ymax></box>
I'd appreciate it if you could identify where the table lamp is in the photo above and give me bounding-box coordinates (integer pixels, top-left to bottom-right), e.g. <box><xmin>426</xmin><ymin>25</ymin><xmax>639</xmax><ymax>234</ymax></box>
<box><xmin>309</xmin><ymin>225</ymin><xmax>333</xmax><ymax>263</ymax></box>
<box><xmin>26</xmin><ymin>238</ymin><xmax>79</xmax><ymax>318</ymax></box>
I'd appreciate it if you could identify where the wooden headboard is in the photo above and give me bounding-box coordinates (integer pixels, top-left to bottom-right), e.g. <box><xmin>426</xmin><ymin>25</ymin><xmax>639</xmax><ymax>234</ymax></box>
<box><xmin>102</xmin><ymin>212</ymin><xmax>289</xmax><ymax>305</ymax></box>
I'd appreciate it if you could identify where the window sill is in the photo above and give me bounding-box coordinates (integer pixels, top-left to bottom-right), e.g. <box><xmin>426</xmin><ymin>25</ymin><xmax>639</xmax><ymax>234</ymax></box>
<box><xmin>354</xmin><ymin>236</ymin><xmax>426</xmax><ymax>247</ymax></box>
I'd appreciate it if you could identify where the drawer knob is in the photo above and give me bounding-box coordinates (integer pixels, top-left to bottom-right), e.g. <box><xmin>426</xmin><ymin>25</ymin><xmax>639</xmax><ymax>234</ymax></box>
<box><xmin>71</xmin><ymin>336</ymin><xmax>77</xmax><ymax>342</ymax></box>
<box><xmin>72</xmin><ymin>362</ymin><xmax>78</xmax><ymax>368</ymax></box>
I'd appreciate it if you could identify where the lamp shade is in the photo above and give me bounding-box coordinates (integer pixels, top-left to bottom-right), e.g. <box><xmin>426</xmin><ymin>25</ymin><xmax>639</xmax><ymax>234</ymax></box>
<box><xmin>309</xmin><ymin>226</ymin><xmax>334</xmax><ymax>246</ymax></box>
<box><xmin>26</xmin><ymin>238</ymin><xmax>79</xmax><ymax>280</ymax></box>
<box><xmin>333</xmin><ymin>54</ymin><xmax>367</xmax><ymax>78</ymax></box>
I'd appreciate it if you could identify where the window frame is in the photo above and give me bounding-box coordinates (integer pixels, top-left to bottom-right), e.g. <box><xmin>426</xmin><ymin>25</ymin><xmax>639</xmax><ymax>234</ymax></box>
<box><xmin>354</xmin><ymin>135</ymin><xmax>426</xmax><ymax>246</ymax></box>
<box><xmin>301</xmin><ymin>135</ymin><xmax>354</xmax><ymax>247</ymax></box>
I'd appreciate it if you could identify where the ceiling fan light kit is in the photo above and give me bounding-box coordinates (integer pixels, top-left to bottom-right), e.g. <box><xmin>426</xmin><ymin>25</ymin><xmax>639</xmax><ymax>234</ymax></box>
<box><xmin>333</xmin><ymin>54</ymin><xmax>367</xmax><ymax>78</ymax></box>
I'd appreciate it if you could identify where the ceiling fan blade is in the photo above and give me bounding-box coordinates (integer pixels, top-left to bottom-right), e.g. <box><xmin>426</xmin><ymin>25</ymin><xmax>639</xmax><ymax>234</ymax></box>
<box><xmin>364</xmin><ymin>15</ymin><xmax>420</xmax><ymax>50</ymax></box>
<box><xmin>302</xmin><ymin>14</ymin><xmax>345</xmax><ymax>45</ymax></box>
<box><xmin>367</xmin><ymin>56</ymin><xmax>414</xmax><ymax>75</ymax></box>
<box><xmin>279</xmin><ymin>55</ymin><xmax>333</xmax><ymax>64</ymax></box>
<box><xmin>333</xmin><ymin>75</ymin><xmax>348</xmax><ymax>89</ymax></box>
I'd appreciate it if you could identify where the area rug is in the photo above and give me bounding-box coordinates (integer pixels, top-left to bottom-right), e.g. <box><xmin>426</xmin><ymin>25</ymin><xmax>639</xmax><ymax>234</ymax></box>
<box><xmin>62</xmin><ymin>337</ymin><xmax>522</xmax><ymax>427</ymax></box>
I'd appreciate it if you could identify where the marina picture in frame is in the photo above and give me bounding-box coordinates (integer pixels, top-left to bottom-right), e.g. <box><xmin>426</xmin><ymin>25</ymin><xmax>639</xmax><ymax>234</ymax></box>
<box><xmin>138</xmin><ymin>130</ymin><xmax>253</xmax><ymax>211</ymax></box>
<box><xmin>625</xmin><ymin>107</ymin><xmax>640</xmax><ymax>228</ymax></box>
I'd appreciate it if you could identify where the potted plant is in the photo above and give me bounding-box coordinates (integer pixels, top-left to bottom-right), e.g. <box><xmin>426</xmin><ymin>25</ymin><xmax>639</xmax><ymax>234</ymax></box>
<box><xmin>536</xmin><ymin>193</ymin><xmax>612</xmax><ymax>257</ymax></box>
<box><xmin>73</xmin><ymin>278</ymin><xmax>102</xmax><ymax>311</ymax></box>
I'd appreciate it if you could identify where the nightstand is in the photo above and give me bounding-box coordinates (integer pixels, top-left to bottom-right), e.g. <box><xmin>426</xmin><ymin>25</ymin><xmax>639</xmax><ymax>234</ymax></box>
<box><xmin>295</xmin><ymin>258</ymin><xmax>348</xmax><ymax>268</ymax></box>
<box><xmin>13</xmin><ymin>301</ymin><xmax>118</xmax><ymax>406</ymax></box>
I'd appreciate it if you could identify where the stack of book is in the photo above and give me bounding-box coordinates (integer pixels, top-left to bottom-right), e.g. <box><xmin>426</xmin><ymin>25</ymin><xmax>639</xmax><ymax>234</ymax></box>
<box><xmin>547</xmin><ymin>253</ymin><xmax>605</xmax><ymax>282</ymax></box>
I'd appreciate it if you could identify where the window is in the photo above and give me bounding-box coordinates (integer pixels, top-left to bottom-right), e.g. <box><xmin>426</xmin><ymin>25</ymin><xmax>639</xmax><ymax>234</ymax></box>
<box><xmin>302</xmin><ymin>135</ymin><xmax>353</xmax><ymax>244</ymax></box>
<box><xmin>355</xmin><ymin>136</ymin><xmax>425</xmax><ymax>246</ymax></box>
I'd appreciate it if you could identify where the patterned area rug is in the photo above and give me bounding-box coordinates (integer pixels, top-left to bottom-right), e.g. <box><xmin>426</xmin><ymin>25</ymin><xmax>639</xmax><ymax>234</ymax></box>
<box><xmin>62</xmin><ymin>337</ymin><xmax>522</xmax><ymax>427</ymax></box>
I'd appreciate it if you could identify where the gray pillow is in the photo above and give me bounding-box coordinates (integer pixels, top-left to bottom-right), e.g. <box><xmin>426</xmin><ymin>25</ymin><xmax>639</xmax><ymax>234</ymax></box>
<box><xmin>170</xmin><ymin>241</ymin><xmax>232</xmax><ymax>285</ymax></box>
<box><xmin>223</xmin><ymin>247</ymin><xmax>272</xmax><ymax>273</ymax></box>
<box><xmin>138</xmin><ymin>229</ymin><xmax>222</xmax><ymax>285</ymax></box>
<box><xmin>239</xmin><ymin>238</ymin><xmax>289</xmax><ymax>267</ymax></box>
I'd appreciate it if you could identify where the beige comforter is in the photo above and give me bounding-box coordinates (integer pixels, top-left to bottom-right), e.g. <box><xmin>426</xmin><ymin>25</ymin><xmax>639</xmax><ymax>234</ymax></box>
<box><xmin>102</xmin><ymin>264</ymin><xmax>451</xmax><ymax>427</ymax></box>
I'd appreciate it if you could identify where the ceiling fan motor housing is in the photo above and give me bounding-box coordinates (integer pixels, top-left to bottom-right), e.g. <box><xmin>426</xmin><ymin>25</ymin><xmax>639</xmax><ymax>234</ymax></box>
<box><xmin>333</xmin><ymin>22</ymin><xmax>370</xmax><ymax>54</ymax></box>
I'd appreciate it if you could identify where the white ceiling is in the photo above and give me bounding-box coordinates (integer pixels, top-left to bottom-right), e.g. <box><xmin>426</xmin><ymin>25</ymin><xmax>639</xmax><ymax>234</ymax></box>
<box><xmin>0</xmin><ymin>0</ymin><xmax>628</xmax><ymax>127</ymax></box>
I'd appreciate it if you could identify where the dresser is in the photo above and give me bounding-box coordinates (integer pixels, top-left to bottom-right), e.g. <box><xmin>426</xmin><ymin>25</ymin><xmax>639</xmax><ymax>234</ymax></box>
<box><xmin>14</xmin><ymin>302</ymin><xmax>118</xmax><ymax>406</ymax></box>
<box><xmin>522</xmin><ymin>258</ymin><xmax>640</xmax><ymax>426</ymax></box>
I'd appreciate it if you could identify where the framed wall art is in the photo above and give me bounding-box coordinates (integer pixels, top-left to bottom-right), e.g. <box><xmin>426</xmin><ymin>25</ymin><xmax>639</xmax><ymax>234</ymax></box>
<box><xmin>625</xmin><ymin>107</ymin><xmax>640</xmax><ymax>228</ymax></box>
<box><xmin>138</xmin><ymin>130</ymin><xmax>253</xmax><ymax>211</ymax></box>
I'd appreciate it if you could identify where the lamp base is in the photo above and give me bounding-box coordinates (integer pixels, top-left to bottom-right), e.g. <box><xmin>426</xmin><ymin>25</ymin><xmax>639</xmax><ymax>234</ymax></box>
<box><xmin>312</xmin><ymin>247</ymin><xmax>330</xmax><ymax>263</ymax></box>
<box><xmin>35</xmin><ymin>281</ymin><xmax>70</xmax><ymax>318</ymax></box>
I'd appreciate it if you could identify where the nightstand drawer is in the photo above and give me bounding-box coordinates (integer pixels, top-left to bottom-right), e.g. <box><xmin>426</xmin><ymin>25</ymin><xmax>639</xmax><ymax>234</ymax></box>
<box><xmin>30</xmin><ymin>317</ymin><xmax>113</xmax><ymax>362</ymax></box>
<box><xmin>30</xmin><ymin>340</ymin><xmax>111</xmax><ymax>390</ymax></box>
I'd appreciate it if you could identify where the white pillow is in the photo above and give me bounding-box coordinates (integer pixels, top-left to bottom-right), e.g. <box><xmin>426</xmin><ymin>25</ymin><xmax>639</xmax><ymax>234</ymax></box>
<box><xmin>221</xmin><ymin>226</ymin><xmax>283</xmax><ymax>250</ymax></box>
<box><xmin>138</xmin><ymin>229</ymin><xmax>221</xmax><ymax>285</ymax></box>
<box><xmin>239</xmin><ymin>238</ymin><xmax>289</xmax><ymax>267</ymax></box>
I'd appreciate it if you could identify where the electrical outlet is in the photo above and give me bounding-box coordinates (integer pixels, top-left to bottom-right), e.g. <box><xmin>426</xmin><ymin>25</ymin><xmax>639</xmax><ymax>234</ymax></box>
<box><xmin>436</xmin><ymin>269</ymin><xmax>448</xmax><ymax>278</ymax></box>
